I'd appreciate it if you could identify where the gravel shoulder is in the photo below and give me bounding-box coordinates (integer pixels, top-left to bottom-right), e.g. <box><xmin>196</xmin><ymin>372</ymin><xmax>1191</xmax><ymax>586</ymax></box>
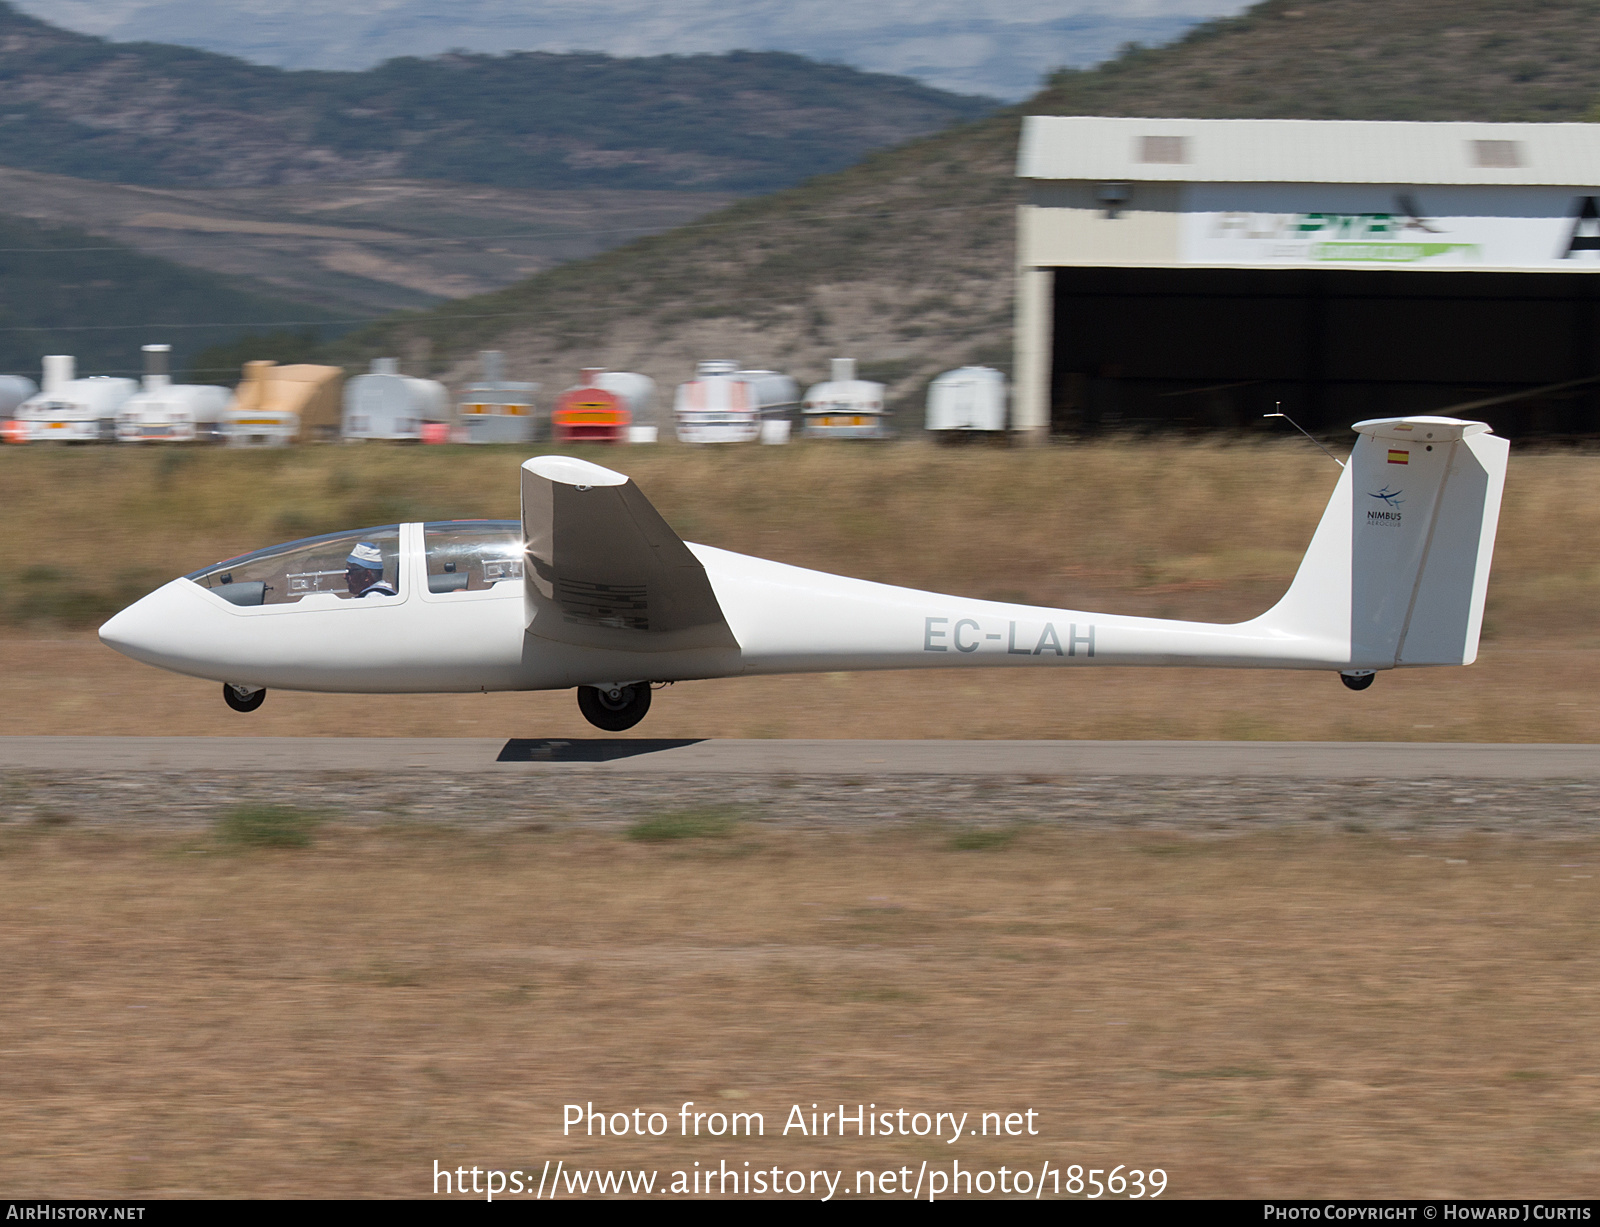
<box><xmin>6</xmin><ymin>768</ymin><xmax>1599</xmax><ymax>837</ymax></box>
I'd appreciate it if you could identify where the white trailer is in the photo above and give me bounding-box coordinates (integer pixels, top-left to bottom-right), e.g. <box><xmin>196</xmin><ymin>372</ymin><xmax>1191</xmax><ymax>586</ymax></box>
<box><xmin>11</xmin><ymin>355</ymin><xmax>137</xmax><ymax>443</ymax></box>
<box><xmin>674</xmin><ymin>360</ymin><xmax>798</xmax><ymax>443</ymax></box>
<box><xmin>926</xmin><ymin>366</ymin><xmax>1008</xmax><ymax>436</ymax></box>
<box><xmin>115</xmin><ymin>345</ymin><xmax>231</xmax><ymax>443</ymax></box>
<box><xmin>802</xmin><ymin>358</ymin><xmax>891</xmax><ymax>440</ymax></box>
<box><xmin>343</xmin><ymin>358</ymin><xmax>450</xmax><ymax>442</ymax></box>
<box><xmin>459</xmin><ymin>350</ymin><xmax>541</xmax><ymax>445</ymax></box>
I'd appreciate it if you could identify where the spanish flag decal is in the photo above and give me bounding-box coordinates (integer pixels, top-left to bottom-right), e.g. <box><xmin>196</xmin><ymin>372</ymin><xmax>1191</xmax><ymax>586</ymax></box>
<box><xmin>1388</xmin><ymin>449</ymin><xmax>1409</xmax><ymax>465</ymax></box>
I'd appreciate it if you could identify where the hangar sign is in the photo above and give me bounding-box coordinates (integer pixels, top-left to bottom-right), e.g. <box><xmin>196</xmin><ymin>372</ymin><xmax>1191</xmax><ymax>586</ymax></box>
<box><xmin>1180</xmin><ymin>184</ymin><xmax>1600</xmax><ymax>269</ymax></box>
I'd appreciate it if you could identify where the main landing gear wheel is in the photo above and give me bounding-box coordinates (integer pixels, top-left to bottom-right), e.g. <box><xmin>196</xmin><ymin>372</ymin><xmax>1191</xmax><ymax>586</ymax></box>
<box><xmin>576</xmin><ymin>683</ymin><xmax>651</xmax><ymax>731</ymax></box>
<box><xmin>223</xmin><ymin>683</ymin><xmax>266</xmax><ymax>712</ymax></box>
<box><xmin>1339</xmin><ymin>671</ymin><xmax>1376</xmax><ymax>692</ymax></box>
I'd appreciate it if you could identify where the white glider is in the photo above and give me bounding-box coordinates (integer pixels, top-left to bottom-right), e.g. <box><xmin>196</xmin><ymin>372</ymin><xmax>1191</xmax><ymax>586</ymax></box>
<box><xmin>99</xmin><ymin>415</ymin><xmax>1507</xmax><ymax>730</ymax></box>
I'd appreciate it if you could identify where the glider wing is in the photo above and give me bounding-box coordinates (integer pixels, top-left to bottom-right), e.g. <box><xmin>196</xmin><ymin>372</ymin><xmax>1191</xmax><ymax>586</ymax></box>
<box><xmin>520</xmin><ymin>456</ymin><xmax>738</xmax><ymax>652</ymax></box>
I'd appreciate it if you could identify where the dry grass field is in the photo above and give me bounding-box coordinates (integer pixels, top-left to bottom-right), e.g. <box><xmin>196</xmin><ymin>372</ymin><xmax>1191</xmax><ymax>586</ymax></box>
<box><xmin>2</xmin><ymin>821</ymin><xmax>1597</xmax><ymax>1199</ymax></box>
<box><xmin>1</xmin><ymin>438</ymin><xmax>1597</xmax><ymax>741</ymax></box>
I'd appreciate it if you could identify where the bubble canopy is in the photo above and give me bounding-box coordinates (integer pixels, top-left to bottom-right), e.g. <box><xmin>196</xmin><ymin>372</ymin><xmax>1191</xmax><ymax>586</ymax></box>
<box><xmin>185</xmin><ymin>520</ymin><xmax>523</xmax><ymax>607</ymax></box>
<box><xmin>421</xmin><ymin>520</ymin><xmax>523</xmax><ymax>593</ymax></box>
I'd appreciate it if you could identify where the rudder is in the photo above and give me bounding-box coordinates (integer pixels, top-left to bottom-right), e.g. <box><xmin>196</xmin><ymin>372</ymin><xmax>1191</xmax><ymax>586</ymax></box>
<box><xmin>1354</xmin><ymin>418</ymin><xmax>1507</xmax><ymax>667</ymax></box>
<box><xmin>1259</xmin><ymin>415</ymin><xmax>1507</xmax><ymax>669</ymax></box>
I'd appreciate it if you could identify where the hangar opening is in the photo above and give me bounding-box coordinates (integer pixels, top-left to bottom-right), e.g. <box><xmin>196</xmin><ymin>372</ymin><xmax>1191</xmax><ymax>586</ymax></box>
<box><xmin>1050</xmin><ymin>266</ymin><xmax>1600</xmax><ymax>437</ymax></box>
<box><xmin>1013</xmin><ymin>117</ymin><xmax>1600</xmax><ymax>441</ymax></box>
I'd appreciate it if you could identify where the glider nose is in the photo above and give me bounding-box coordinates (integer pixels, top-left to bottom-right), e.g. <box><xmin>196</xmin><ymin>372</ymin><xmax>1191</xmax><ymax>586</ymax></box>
<box><xmin>99</xmin><ymin>581</ymin><xmax>192</xmax><ymax>666</ymax></box>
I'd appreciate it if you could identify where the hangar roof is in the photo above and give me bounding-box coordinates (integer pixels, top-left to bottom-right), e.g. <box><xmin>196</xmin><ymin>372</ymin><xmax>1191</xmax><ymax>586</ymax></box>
<box><xmin>1017</xmin><ymin>117</ymin><xmax>1600</xmax><ymax>186</ymax></box>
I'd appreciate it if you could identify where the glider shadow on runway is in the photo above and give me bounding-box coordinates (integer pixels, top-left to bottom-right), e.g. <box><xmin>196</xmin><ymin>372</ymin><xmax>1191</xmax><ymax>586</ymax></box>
<box><xmin>496</xmin><ymin>738</ymin><xmax>705</xmax><ymax>762</ymax></box>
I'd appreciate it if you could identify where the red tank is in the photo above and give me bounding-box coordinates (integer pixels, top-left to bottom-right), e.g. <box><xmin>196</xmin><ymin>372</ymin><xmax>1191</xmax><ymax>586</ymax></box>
<box><xmin>553</xmin><ymin>369</ymin><xmax>630</xmax><ymax>444</ymax></box>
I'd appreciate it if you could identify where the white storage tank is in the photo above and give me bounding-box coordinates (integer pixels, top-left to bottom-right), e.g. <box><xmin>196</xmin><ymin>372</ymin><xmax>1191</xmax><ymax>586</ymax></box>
<box><xmin>343</xmin><ymin>357</ymin><xmax>450</xmax><ymax>441</ymax></box>
<box><xmin>115</xmin><ymin>345</ymin><xmax>231</xmax><ymax>443</ymax></box>
<box><xmin>926</xmin><ymin>366</ymin><xmax>1008</xmax><ymax>435</ymax></box>
<box><xmin>674</xmin><ymin>360</ymin><xmax>798</xmax><ymax>443</ymax></box>
<box><xmin>11</xmin><ymin>355</ymin><xmax>138</xmax><ymax>443</ymax></box>
<box><xmin>801</xmin><ymin>358</ymin><xmax>892</xmax><ymax>440</ymax></box>
<box><xmin>0</xmin><ymin>374</ymin><xmax>37</xmax><ymax>420</ymax></box>
<box><xmin>459</xmin><ymin>350</ymin><xmax>541</xmax><ymax>445</ymax></box>
<box><xmin>589</xmin><ymin>370</ymin><xmax>658</xmax><ymax>443</ymax></box>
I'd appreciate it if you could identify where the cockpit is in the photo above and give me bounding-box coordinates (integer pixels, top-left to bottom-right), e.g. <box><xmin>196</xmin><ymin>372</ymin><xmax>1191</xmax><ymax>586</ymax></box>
<box><xmin>186</xmin><ymin>520</ymin><xmax>524</xmax><ymax>607</ymax></box>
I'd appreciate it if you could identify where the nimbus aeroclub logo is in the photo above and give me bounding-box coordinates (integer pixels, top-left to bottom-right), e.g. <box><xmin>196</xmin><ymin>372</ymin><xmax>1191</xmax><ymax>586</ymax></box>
<box><xmin>1367</xmin><ymin>486</ymin><xmax>1404</xmax><ymax>526</ymax></box>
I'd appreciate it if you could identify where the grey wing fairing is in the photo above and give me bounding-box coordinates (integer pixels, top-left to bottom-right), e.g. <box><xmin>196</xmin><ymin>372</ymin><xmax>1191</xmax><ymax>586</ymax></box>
<box><xmin>520</xmin><ymin>457</ymin><xmax>738</xmax><ymax>652</ymax></box>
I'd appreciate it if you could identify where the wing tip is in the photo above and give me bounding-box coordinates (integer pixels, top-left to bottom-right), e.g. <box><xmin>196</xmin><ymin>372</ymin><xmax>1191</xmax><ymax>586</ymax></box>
<box><xmin>521</xmin><ymin>455</ymin><xmax>630</xmax><ymax>487</ymax></box>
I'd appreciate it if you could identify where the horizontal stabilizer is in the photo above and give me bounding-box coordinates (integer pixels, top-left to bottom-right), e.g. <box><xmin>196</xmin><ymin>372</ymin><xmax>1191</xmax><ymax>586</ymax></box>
<box><xmin>520</xmin><ymin>456</ymin><xmax>737</xmax><ymax>652</ymax></box>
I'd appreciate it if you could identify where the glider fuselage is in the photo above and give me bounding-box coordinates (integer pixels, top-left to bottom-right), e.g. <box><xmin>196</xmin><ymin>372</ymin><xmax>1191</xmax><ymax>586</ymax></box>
<box><xmin>100</xmin><ymin>539</ymin><xmax>1353</xmax><ymax>696</ymax></box>
<box><xmin>98</xmin><ymin>416</ymin><xmax>1510</xmax><ymax>721</ymax></box>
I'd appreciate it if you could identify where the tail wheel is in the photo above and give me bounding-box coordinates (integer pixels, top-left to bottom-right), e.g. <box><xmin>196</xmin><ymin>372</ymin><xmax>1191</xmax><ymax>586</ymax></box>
<box><xmin>576</xmin><ymin>683</ymin><xmax>651</xmax><ymax>731</ymax></box>
<box><xmin>223</xmin><ymin>684</ymin><xmax>266</xmax><ymax>712</ymax></box>
<box><xmin>1339</xmin><ymin>671</ymin><xmax>1376</xmax><ymax>691</ymax></box>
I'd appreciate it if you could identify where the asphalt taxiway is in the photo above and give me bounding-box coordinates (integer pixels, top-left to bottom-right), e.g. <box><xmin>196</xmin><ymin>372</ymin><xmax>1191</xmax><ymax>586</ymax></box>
<box><xmin>1</xmin><ymin>737</ymin><xmax>1597</xmax><ymax>777</ymax></box>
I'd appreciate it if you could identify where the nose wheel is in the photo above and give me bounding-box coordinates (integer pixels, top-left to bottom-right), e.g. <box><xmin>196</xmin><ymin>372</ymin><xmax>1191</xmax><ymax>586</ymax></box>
<box><xmin>223</xmin><ymin>683</ymin><xmax>266</xmax><ymax>712</ymax></box>
<box><xmin>576</xmin><ymin>683</ymin><xmax>651</xmax><ymax>731</ymax></box>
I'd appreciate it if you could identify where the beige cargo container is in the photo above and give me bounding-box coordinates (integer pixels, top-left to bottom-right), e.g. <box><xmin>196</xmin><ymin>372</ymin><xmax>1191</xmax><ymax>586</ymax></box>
<box><xmin>223</xmin><ymin>361</ymin><xmax>345</xmax><ymax>446</ymax></box>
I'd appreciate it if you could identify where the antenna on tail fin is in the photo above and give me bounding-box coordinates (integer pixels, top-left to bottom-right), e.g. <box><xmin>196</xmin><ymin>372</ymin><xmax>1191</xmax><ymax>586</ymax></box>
<box><xmin>1264</xmin><ymin>403</ymin><xmax>1345</xmax><ymax>469</ymax></box>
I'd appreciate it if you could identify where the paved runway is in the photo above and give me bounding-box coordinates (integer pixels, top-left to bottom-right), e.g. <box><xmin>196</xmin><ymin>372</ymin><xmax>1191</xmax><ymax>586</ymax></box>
<box><xmin>3</xmin><ymin>737</ymin><xmax>1599</xmax><ymax>777</ymax></box>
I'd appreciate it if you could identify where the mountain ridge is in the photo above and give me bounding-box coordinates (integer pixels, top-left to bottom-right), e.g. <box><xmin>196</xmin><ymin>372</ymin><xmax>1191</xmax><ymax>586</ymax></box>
<box><xmin>13</xmin><ymin>1</ymin><xmax>1246</xmax><ymax>100</ymax></box>
<box><xmin>0</xmin><ymin>3</ymin><xmax>997</xmax><ymax>192</ymax></box>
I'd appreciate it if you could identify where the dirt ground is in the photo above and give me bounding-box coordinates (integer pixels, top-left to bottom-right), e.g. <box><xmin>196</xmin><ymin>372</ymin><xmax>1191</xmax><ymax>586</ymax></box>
<box><xmin>1</xmin><ymin>823</ymin><xmax>1596</xmax><ymax>1199</ymax></box>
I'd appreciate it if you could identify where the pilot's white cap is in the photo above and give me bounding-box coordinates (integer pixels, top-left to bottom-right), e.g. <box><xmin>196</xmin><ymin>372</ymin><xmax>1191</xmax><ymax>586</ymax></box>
<box><xmin>346</xmin><ymin>542</ymin><xmax>384</xmax><ymax>569</ymax></box>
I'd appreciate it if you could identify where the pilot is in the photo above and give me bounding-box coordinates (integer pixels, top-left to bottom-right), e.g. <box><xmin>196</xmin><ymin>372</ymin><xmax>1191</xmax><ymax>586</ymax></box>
<box><xmin>345</xmin><ymin>542</ymin><xmax>397</xmax><ymax>598</ymax></box>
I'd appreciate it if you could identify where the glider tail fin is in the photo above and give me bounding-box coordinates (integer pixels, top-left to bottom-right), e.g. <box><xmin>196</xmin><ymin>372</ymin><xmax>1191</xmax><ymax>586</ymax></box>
<box><xmin>1260</xmin><ymin>416</ymin><xmax>1508</xmax><ymax>669</ymax></box>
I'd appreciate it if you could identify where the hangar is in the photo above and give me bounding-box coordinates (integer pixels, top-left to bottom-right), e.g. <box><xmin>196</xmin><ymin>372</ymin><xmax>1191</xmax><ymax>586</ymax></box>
<box><xmin>1011</xmin><ymin>116</ymin><xmax>1600</xmax><ymax>440</ymax></box>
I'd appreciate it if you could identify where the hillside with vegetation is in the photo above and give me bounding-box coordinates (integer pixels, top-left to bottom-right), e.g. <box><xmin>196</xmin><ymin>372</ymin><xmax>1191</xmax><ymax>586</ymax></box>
<box><xmin>1038</xmin><ymin>0</ymin><xmax>1600</xmax><ymax>122</ymax></box>
<box><xmin>325</xmin><ymin>0</ymin><xmax>1600</xmax><ymax>413</ymax></box>
<box><xmin>0</xmin><ymin>4</ymin><xmax>996</xmax><ymax>193</ymax></box>
<box><xmin>0</xmin><ymin>166</ymin><xmax>740</xmax><ymax>317</ymax></box>
<box><xmin>0</xmin><ymin>213</ymin><xmax>337</xmax><ymax>378</ymax></box>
